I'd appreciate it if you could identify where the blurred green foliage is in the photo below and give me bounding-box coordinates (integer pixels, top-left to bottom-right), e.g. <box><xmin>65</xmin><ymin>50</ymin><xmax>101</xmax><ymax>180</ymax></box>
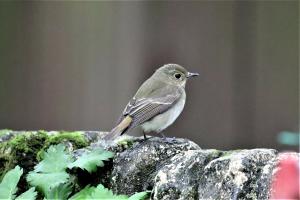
<box><xmin>277</xmin><ymin>131</ymin><xmax>299</xmax><ymax>146</ymax></box>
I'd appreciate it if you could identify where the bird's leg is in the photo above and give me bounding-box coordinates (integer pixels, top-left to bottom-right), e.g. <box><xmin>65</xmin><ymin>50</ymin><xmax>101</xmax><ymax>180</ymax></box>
<box><xmin>159</xmin><ymin>132</ymin><xmax>166</xmax><ymax>140</ymax></box>
<box><xmin>143</xmin><ymin>132</ymin><xmax>147</xmax><ymax>140</ymax></box>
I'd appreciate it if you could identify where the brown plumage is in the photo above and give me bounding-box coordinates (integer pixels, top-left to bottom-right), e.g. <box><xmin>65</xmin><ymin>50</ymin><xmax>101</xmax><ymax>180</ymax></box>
<box><xmin>104</xmin><ymin>115</ymin><xmax>133</xmax><ymax>140</ymax></box>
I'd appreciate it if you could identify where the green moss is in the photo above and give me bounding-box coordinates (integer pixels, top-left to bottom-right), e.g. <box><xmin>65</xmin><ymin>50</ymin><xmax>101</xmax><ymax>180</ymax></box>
<box><xmin>221</xmin><ymin>150</ymin><xmax>242</xmax><ymax>158</ymax></box>
<box><xmin>0</xmin><ymin>155</ymin><xmax>11</xmax><ymax>179</ymax></box>
<box><xmin>37</xmin><ymin>131</ymin><xmax>88</xmax><ymax>160</ymax></box>
<box><xmin>8</xmin><ymin>131</ymin><xmax>48</xmax><ymax>153</ymax></box>
<box><xmin>0</xmin><ymin>130</ymin><xmax>90</xmax><ymax>194</ymax></box>
<box><xmin>201</xmin><ymin>149</ymin><xmax>224</xmax><ymax>162</ymax></box>
<box><xmin>0</xmin><ymin>129</ymin><xmax>11</xmax><ymax>137</ymax></box>
<box><xmin>0</xmin><ymin>131</ymin><xmax>48</xmax><ymax>176</ymax></box>
<box><xmin>117</xmin><ymin>137</ymin><xmax>135</xmax><ymax>148</ymax></box>
<box><xmin>0</xmin><ymin>130</ymin><xmax>89</xmax><ymax>177</ymax></box>
<box><xmin>45</xmin><ymin>131</ymin><xmax>88</xmax><ymax>149</ymax></box>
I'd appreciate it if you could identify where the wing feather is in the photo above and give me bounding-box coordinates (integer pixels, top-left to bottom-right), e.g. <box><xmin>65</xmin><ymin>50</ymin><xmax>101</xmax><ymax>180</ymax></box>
<box><xmin>121</xmin><ymin>85</ymin><xmax>183</xmax><ymax>132</ymax></box>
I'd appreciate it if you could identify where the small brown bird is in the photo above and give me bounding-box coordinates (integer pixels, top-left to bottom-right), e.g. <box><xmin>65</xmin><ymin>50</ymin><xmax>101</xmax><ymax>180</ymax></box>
<box><xmin>104</xmin><ymin>64</ymin><xmax>199</xmax><ymax>140</ymax></box>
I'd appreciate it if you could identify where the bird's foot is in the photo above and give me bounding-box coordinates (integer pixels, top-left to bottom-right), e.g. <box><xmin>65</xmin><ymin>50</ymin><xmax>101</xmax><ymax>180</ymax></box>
<box><xmin>159</xmin><ymin>132</ymin><xmax>166</xmax><ymax>139</ymax></box>
<box><xmin>143</xmin><ymin>133</ymin><xmax>147</xmax><ymax>141</ymax></box>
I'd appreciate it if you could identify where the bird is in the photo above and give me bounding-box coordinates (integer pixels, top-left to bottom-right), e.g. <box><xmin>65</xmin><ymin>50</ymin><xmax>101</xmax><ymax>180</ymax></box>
<box><xmin>104</xmin><ymin>63</ymin><xmax>199</xmax><ymax>140</ymax></box>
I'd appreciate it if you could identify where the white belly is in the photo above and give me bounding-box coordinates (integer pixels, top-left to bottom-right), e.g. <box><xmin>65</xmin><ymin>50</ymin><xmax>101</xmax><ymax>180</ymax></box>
<box><xmin>141</xmin><ymin>92</ymin><xmax>186</xmax><ymax>133</ymax></box>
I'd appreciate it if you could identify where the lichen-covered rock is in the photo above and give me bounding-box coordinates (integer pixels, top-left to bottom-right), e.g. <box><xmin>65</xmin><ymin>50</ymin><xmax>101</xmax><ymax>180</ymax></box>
<box><xmin>110</xmin><ymin>137</ymin><xmax>201</xmax><ymax>195</ymax></box>
<box><xmin>196</xmin><ymin>149</ymin><xmax>277</xmax><ymax>200</ymax></box>
<box><xmin>108</xmin><ymin>136</ymin><xmax>293</xmax><ymax>200</ymax></box>
<box><xmin>153</xmin><ymin>149</ymin><xmax>222</xmax><ymax>200</ymax></box>
<box><xmin>0</xmin><ymin>130</ymin><xmax>297</xmax><ymax>200</ymax></box>
<box><xmin>110</xmin><ymin>143</ymin><xmax>279</xmax><ymax>200</ymax></box>
<box><xmin>0</xmin><ymin>130</ymin><xmax>109</xmax><ymax>194</ymax></box>
<box><xmin>0</xmin><ymin>130</ymin><xmax>103</xmax><ymax>178</ymax></box>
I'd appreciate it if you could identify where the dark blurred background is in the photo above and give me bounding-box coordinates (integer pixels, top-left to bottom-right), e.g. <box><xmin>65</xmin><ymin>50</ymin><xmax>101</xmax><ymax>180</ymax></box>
<box><xmin>0</xmin><ymin>1</ymin><xmax>298</xmax><ymax>150</ymax></box>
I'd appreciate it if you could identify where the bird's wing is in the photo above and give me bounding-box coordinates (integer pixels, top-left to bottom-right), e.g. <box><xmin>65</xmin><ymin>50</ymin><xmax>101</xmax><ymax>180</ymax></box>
<box><xmin>122</xmin><ymin>84</ymin><xmax>183</xmax><ymax>130</ymax></box>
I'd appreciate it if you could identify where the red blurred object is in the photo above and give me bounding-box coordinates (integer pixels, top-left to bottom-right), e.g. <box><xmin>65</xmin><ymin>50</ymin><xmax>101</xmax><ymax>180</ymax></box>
<box><xmin>271</xmin><ymin>153</ymin><xmax>300</xmax><ymax>199</ymax></box>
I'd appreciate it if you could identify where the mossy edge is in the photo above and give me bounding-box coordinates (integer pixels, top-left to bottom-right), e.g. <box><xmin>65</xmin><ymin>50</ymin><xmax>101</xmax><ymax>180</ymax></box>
<box><xmin>0</xmin><ymin>130</ymin><xmax>90</xmax><ymax>181</ymax></box>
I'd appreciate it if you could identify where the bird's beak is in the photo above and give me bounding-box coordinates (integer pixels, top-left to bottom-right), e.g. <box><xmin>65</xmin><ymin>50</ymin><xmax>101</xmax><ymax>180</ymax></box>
<box><xmin>187</xmin><ymin>72</ymin><xmax>199</xmax><ymax>78</ymax></box>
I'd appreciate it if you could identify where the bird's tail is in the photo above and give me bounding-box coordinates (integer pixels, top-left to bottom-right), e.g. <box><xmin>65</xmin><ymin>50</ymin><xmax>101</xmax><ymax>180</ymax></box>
<box><xmin>103</xmin><ymin>115</ymin><xmax>133</xmax><ymax>141</ymax></box>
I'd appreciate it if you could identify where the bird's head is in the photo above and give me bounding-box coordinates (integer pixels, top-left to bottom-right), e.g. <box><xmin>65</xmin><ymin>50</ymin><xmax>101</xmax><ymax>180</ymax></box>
<box><xmin>155</xmin><ymin>63</ymin><xmax>199</xmax><ymax>87</ymax></box>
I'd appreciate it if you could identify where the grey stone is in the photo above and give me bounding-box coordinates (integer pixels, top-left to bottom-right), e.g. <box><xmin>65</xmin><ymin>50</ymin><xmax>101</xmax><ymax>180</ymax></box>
<box><xmin>153</xmin><ymin>149</ymin><xmax>222</xmax><ymax>200</ymax></box>
<box><xmin>108</xmin><ymin>137</ymin><xmax>284</xmax><ymax>200</ymax></box>
<box><xmin>1</xmin><ymin>130</ymin><xmax>297</xmax><ymax>200</ymax></box>
<box><xmin>196</xmin><ymin>149</ymin><xmax>277</xmax><ymax>200</ymax></box>
<box><xmin>110</xmin><ymin>137</ymin><xmax>201</xmax><ymax>195</ymax></box>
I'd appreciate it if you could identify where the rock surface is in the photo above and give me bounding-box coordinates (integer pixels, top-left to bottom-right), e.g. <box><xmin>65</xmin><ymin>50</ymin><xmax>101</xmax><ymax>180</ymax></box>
<box><xmin>110</xmin><ymin>137</ymin><xmax>200</xmax><ymax>195</ymax></box>
<box><xmin>0</xmin><ymin>130</ymin><xmax>298</xmax><ymax>199</ymax></box>
<box><xmin>108</xmin><ymin>138</ymin><xmax>279</xmax><ymax>200</ymax></box>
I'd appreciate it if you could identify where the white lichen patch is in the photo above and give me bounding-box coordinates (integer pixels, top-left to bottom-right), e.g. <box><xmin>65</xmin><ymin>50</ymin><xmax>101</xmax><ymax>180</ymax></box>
<box><xmin>156</xmin><ymin>171</ymin><xmax>168</xmax><ymax>185</ymax></box>
<box><xmin>262</xmin><ymin>163</ymin><xmax>273</xmax><ymax>175</ymax></box>
<box><xmin>228</xmin><ymin>158</ymin><xmax>248</xmax><ymax>188</ymax></box>
<box><xmin>203</xmin><ymin>148</ymin><xmax>277</xmax><ymax>197</ymax></box>
<box><xmin>153</xmin><ymin>151</ymin><xmax>201</xmax><ymax>200</ymax></box>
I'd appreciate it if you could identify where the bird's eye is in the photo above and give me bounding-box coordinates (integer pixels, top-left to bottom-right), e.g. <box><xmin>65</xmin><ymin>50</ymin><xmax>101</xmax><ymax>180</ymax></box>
<box><xmin>174</xmin><ymin>73</ymin><xmax>181</xmax><ymax>79</ymax></box>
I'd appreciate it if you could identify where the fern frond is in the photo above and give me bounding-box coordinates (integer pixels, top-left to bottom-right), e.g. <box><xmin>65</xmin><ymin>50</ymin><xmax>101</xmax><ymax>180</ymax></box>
<box><xmin>68</xmin><ymin>148</ymin><xmax>114</xmax><ymax>173</ymax></box>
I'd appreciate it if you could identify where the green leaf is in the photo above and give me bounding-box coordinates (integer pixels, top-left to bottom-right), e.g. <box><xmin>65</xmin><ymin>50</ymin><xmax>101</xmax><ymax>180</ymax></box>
<box><xmin>68</xmin><ymin>148</ymin><xmax>114</xmax><ymax>173</ymax></box>
<box><xmin>0</xmin><ymin>165</ymin><xmax>23</xmax><ymax>199</ymax></box>
<box><xmin>27</xmin><ymin>172</ymin><xmax>69</xmax><ymax>194</ymax></box>
<box><xmin>69</xmin><ymin>185</ymin><xmax>96</xmax><ymax>200</ymax></box>
<box><xmin>45</xmin><ymin>183</ymin><xmax>72</xmax><ymax>200</ymax></box>
<box><xmin>34</xmin><ymin>144</ymin><xmax>74</xmax><ymax>173</ymax></box>
<box><xmin>15</xmin><ymin>187</ymin><xmax>37</xmax><ymax>200</ymax></box>
<box><xmin>128</xmin><ymin>191</ymin><xmax>149</xmax><ymax>200</ymax></box>
<box><xmin>27</xmin><ymin>144</ymin><xmax>73</xmax><ymax>195</ymax></box>
<box><xmin>90</xmin><ymin>184</ymin><xmax>128</xmax><ymax>199</ymax></box>
<box><xmin>69</xmin><ymin>184</ymin><xmax>149</xmax><ymax>200</ymax></box>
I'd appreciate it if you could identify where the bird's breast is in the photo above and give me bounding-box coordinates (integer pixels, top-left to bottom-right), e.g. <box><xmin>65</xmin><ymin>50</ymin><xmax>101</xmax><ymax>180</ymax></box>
<box><xmin>141</xmin><ymin>92</ymin><xmax>186</xmax><ymax>133</ymax></box>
